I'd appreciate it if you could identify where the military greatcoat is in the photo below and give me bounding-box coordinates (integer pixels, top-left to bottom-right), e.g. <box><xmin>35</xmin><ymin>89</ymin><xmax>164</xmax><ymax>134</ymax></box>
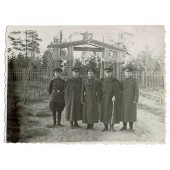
<box><xmin>81</xmin><ymin>78</ymin><xmax>100</xmax><ymax>124</ymax></box>
<box><xmin>121</xmin><ymin>77</ymin><xmax>139</xmax><ymax>123</ymax></box>
<box><xmin>64</xmin><ymin>77</ymin><xmax>82</xmax><ymax>121</ymax></box>
<box><xmin>100</xmin><ymin>77</ymin><xmax>122</xmax><ymax>124</ymax></box>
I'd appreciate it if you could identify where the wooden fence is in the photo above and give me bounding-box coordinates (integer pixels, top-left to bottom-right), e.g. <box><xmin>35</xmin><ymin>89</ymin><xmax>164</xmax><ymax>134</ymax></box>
<box><xmin>8</xmin><ymin>69</ymin><xmax>165</xmax><ymax>89</ymax></box>
<box><xmin>131</xmin><ymin>71</ymin><xmax>164</xmax><ymax>88</ymax></box>
<box><xmin>8</xmin><ymin>69</ymin><xmax>52</xmax><ymax>85</ymax></box>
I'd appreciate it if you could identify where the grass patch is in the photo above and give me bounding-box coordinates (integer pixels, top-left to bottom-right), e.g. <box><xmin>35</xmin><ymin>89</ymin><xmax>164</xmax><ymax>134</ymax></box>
<box><xmin>140</xmin><ymin>87</ymin><xmax>164</xmax><ymax>97</ymax></box>
<box><xmin>17</xmin><ymin>105</ymin><xmax>34</xmax><ymax>117</ymax></box>
<box><xmin>35</xmin><ymin>113</ymin><xmax>51</xmax><ymax>117</ymax></box>
<box><xmin>27</xmin><ymin>119</ymin><xmax>40</xmax><ymax>125</ymax></box>
<box><xmin>27</xmin><ymin>97</ymin><xmax>45</xmax><ymax>103</ymax></box>
<box><xmin>35</xmin><ymin>110</ymin><xmax>51</xmax><ymax>117</ymax></box>
<box><xmin>18</xmin><ymin>111</ymin><xmax>49</xmax><ymax>142</ymax></box>
<box><xmin>19</xmin><ymin>127</ymin><xmax>49</xmax><ymax>142</ymax></box>
<box><xmin>138</xmin><ymin>103</ymin><xmax>164</xmax><ymax>115</ymax></box>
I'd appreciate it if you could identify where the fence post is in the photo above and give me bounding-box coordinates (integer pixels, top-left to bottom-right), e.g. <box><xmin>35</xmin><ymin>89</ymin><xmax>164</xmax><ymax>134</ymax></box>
<box><xmin>23</xmin><ymin>68</ymin><xmax>27</xmax><ymax>82</ymax></box>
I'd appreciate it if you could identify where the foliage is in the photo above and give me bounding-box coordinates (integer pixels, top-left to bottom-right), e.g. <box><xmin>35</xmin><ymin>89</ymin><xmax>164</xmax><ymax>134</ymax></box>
<box><xmin>108</xmin><ymin>32</ymin><xmax>133</xmax><ymax>58</ymax></box>
<box><xmin>73</xmin><ymin>52</ymin><xmax>101</xmax><ymax>78</ymax></box>
<box><xmin>7</xmin><ymin>30</ymin><xmax>42</xmax><ymax>69</ymax></box>
<box><xmin>41</xmin><ymin>50</ymin><xmax>53</xmax><ymax>68</ymax></box>
<box><xmin>128</xmin><ymin>46</ymin><xmax>164</xmax><ymax>71</ymax></box>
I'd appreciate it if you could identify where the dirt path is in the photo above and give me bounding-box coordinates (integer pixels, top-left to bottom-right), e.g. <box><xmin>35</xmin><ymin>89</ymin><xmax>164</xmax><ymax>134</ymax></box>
<box><xmin>19</xmin><ymin>95</ymin><xmax>165</xmax><ymax>143</ymax></box>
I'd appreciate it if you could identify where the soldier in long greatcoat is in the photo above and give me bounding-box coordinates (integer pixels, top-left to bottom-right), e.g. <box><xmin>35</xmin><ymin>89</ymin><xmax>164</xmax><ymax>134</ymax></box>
<box><xmin>121</xmin><ymin>67</ymin><xmax>139</xmax><ymax>131</ymax></box>
<box><xmin>100</xmin><ymin>67</ymin><xmax>122</xmax><ymax>131</ymax></box>
<box><xmin>81</xmin><ymin>68</ymin><xmax>100</xmax><ymax>130</ymax></box>
<box><xmin>64</xmin><ymin>67</ymin><xmax>82</xmax><ymax>129</ymax></box>
<box><xmin>48</xmin><ymin>68</ymin><xmax>65</xmax><ymax>127</ymax></box>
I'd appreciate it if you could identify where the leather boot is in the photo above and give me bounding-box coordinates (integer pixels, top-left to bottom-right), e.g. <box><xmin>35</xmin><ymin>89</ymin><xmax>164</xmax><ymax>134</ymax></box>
<box><xmin>102</xmin><ymin>124</ymin><xmax>108</xmax><ymax>131</ymax></box>
<box><xmin>86</xmin><ymin>124</ymin><xmax>90</xmax><ymax>129</ymax></box>
<box><xmin>90</xmin><ymin>124</ymin><xmax>94</xmax><ymax>130</ymax></box>
<box><xmin>120</xmin><ymin>122</ymin><xmax>127</xmax><ymax>130</ymax></box>
<box><xmin>47</xmin><ymin>112</ymin><xmax>56</xmax><ymax>128</ymax></box>
<box><xmin>57</xmin><ymin>112</ymin><xmax>63</xmax><ymax>126</ymax></box>
<box><xmin>129</xmin><ymin>122</ymin><xmax>134</xmax><ymax>131</ymax></box>
<box><xmin>110</xmin><ymin>124</ymin><xmax>115</xmax><ymax>131</ymax></box>
<box><xmin>70</xmin><ymin>121</ymin><xmax>74</xmax><ymax>129</ymax></box>
<box><xmin>52</xmin><ymin>112</ymin><xmax>56</xmax><ymax>126</ymax></box>
<box><xmin>74</xmin><ymin>121</ymin><xmax>81</xmax><ymax>128</ymax></box>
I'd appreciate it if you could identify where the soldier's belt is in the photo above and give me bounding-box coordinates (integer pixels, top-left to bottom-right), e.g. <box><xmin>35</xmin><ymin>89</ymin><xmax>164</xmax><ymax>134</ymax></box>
<box><xmin>53</xmin><ymin>90</ymin><xmax>63</xmax><ymax>93</ymax></box>
<box><xmin>84</xmin><ymin>92</ymin><xmax>98</xmax><ymax>96</ymax></box>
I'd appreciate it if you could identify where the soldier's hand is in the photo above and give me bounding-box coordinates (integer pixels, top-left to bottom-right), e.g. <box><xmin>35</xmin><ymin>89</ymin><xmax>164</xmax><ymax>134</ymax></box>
<box><xmin>133</xmin><ymin>101</ymin><xmax>137</xmax><ymax>104</ymax></box>
<box><xmin>112</xmin><ymin>96</ymin><xmax>115</xmax><ymax>102</ymax></box>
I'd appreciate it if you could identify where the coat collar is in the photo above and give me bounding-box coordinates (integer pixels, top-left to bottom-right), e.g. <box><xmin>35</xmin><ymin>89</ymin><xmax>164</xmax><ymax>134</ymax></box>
<box><xmin>54</xmin><ymin>77</ymin><xmax>61</xmax><ymax>80</ymax></box>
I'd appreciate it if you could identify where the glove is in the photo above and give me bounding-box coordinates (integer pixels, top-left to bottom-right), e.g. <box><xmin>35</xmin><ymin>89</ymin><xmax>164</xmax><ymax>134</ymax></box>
<box><xmin>112</xmin><ymin>96</ymin><xmax>115</xmax><ymax>102</ymax></box>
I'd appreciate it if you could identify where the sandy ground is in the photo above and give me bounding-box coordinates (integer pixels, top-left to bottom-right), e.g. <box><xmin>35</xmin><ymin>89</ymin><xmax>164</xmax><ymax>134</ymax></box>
<box><xmin>18</xmin><ymin>94</ymin><xmax>165</xmax><ymax>143</ymax></box>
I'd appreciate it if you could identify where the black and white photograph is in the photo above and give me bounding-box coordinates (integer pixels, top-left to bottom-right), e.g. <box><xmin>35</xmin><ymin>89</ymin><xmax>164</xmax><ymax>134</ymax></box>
<box><xmin>1</xmin><ymin>1</ymin><xmax>170</xmax><ymax>170</ymax></box>
<box><xmin>6</xmin><ymin>25</ymin><xmax>165</xmax><ymax>143</ymax></box>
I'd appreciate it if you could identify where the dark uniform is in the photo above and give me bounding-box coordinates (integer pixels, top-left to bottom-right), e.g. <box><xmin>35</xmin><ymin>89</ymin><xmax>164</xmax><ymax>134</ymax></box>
<box><xmin>48</xmin><ymin>68</ymin><xmax>65</xmax><ymax>126</ymax></box>
<box><xmin>81</xmin><ymin>68</ymin><xmax>100</xmax><ymax>129</ymax></box>
<box><xmin>100</xmin><ymin>68</ymin><xmax>122</xmax><ymax>131</ymax></box>
<box><xmin>121</xmin><ymin>67</ymin><xmax>139</xmax><ymax>131</ymax></box>
<box><xmin>64</xmin><ymin>67</ymin><xmax>82</xmax><ymax>128</ymax></box>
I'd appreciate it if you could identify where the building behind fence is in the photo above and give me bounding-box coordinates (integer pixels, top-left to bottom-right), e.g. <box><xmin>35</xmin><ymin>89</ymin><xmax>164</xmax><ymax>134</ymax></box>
<box><xmin>8</xmin><ymin>69</ymin><xmax>165</xmax><ymax>89</ymax></box>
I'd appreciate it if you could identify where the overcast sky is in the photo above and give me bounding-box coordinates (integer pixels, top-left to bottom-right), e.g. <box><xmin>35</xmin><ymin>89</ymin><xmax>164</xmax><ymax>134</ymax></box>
<box><xmin>7</xmin><ymin>25</ymin><xmax>165</xmax><ymax>58</ymax></box>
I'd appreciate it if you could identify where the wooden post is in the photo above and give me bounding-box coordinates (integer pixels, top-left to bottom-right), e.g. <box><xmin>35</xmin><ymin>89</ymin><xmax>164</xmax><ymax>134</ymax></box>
<box><xmin>112</xmin><ymin>62</ymin><xmax>117</xmax><ymax>78</ymax></box>
<box><xmin>113</xmin><ymin>51</ymin><xmax>116</xmax><ymax>62</ymax></box>
<box><xmin>23</xmin><ymin>68</ymin><xmax>27</xmax><ymax>83</ymax></box>
<box><xmin>67</xmin><ymin>45</ymin><xmax>74</xmax><ymax>78</ymax></box>
<box><xmin>115</xmin><ymin>52</ymin><xmax>122</xmax><ymax>81</ymax></box>
<box><xmin>100</xmin><ymin>61</ymin><xmax>104</xmax><ymax>78</ymax></box>
<box><xmin>103</xmin><ymin>48</ymin><xmax>110</xmax><ymax>78</ymax></box>
<box><xmin>104</xmin><ymin>62</ymin><xmax>110</xmax><ymax>69</ymax></box>
<box><xmin>68</xmin><ymin>59</ymin><xmax>73</xmax><ymax>78</ymax></box>
<box><xmin>54</xmin><ymin>47</ymin><xmax>61</xmax><ymax>69</ymax></box>
<box><xmin>116</xmin><ymin>62</ymin><xmax>121</xmax><ymax>81</ymax></box>
<box><xmin>105</xmin><ymin>48</ymin><xmax>109</xmax><ymax>59</ymax></box>
<box><xmin>100</xmin><ymin>48</ymin><xmax>105</xmax><ymax>78</ymax></box>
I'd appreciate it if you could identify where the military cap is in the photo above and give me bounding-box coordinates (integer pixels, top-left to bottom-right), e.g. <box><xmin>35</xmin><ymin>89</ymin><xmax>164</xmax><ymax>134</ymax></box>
<box><xmin>87</xmin><ymin>68</ymin><xmax>95</xmax><ymax>73</ymax></box>
<box><xmin>125</xmin><ymin>67</ymin><xmax>133</xmax><ymax>72</ymax></box>
<box><xmin>72</xmin><ymin>67</ymin><xmax>80</xmax><ymax>72</ymax></box>
<box><xmin>104</xmin><ymin>67</ymin><xmax>113</xmax><ymax>72</ymax></box>
<box><xmin>53</xmin><ymin>68</ymin><xmax>62</xmax><ymax>73</ymax></box>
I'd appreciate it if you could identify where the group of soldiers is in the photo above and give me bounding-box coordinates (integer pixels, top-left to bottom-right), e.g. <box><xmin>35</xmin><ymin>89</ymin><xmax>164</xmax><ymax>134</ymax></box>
<box><xmin>48</xmin><ymin>65</ymin><xmax>139</xmax><ymax>132</ymax></box>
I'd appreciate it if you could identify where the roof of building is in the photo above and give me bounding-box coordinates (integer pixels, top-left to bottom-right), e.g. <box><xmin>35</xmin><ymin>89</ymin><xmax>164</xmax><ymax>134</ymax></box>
<box><xmin>48</xmin><ymin>39</ymin><xmax>126</xmax><ymax>52</ymax></box>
